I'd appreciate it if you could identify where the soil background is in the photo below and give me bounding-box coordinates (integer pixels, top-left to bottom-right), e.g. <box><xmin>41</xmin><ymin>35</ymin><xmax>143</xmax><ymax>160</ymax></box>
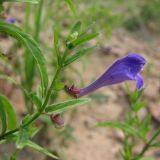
<box><xmin>0</xmin><ymin>3</ymin><xmax>160</xmax><ymax>160</ymax></box>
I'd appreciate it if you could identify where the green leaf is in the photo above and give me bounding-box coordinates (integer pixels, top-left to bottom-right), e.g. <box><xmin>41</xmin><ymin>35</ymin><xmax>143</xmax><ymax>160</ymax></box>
<box><xmin>131</xmin><ymin>101</ymin><xmax>146</xmax><ymax>112</ymax></box>
<box><xmin>0</xmin><ymin>4</ymin><xmax>4</xmax><ymax>13</ymax></box>
<box><xmin>97</xmin><ymin>122</ymin><xmax>139</xmax><ymax>136</ymax></box>
<box><xmin>140</xmin><ymin>114</ymin><xmax>151</xmax><ymax>137</ymax></box>
<box><xmin>0</xmin><ymin>21</ymin><xmax>48</xmax><ymax>94</ymax></box>
<box><xmin>65</xmin><ymin>0</ymin><xmax>77</xmax><ymax>16</ymax></box>
<box><xmin>139</xmin><ymin>157</ymin><xmax>155</xmax><ymax>160</ymax></box>
<box><xmin>0</xmin><ymin>74</ymin><xmax>29</xmax><ymax>97</ymax></box>
<box><xmin>151</xmin><ymin>142</ymin><xmax>160</xmax><ymax>148</ymax></box>
<box><xmin>0</xmin><ymin>51</ymin><xmax>8</xmax><ymax>61</ymax></box>
<box><xmin>16</xmin><ymin>128</ymin><xmax>29</xmax><ymax>149</ymax></box>
<box><xmin>53</xmin><ymin>27</ymin><xmax>61</xmax><ymax>65</ymax></box>
<box><xmin>0</xmin><ymin>100</ymin><xmax>7</xmax><ymax>135</ymax></box>
<box><xmin>130</xmin><ymin>89</ymin><xmax>144</xmax><ymax>103</ymax></box>
<box><xmin>0</xmin><ymin>74</ymin><xmax>19</xmax><ymax>86</ymax></box>
<box><xmin>24</xmin><ymin>49</ymin><xmax>35</xmax><ymax>91</ymax></box>
<box><xmin>45</xmin><ymin>98</ymin><xmax>91</xmax><ymax>113</ymax></box>
<box><xmin>67</xmin><ymin>32</ymin><xmax>98</xmax><ymax>49</ymax></box>
<box><xmin>66</xmin><ymin>21</ymin><xmax>81</xmax><ymax>43</ymax></box>
<box><xmin>0</xmin><ymin>95</ymin><xmax>17</xmax><ymax>130</ymax></box>
<box><xmin>4</xmin><ymin>0</ymin><xmax>40</xmax><ymax>3</ymax></box>
<box><xmin>21</xmin><ymin>114</ymin><xmax>34</xmax><ymax>125</ymax></box>
<box><xmin>64</xmin><ymin>46</ymin><xmax>96</xmax><ymax>66</ymax></box>
<box><xmin>28</xmin><ymin>93</ymin><xmax>42</xmax><ymax>110</ymax></box>
<box><xmin>70</xmin><ymin>21</ymin><xmax>81</xmax><ymax>34</ymax></box>
<box><xmin>10</xmin><ymin>154</ymin><xmax>17</xmax><ymax>160</ymax></box>
<box><xmin>26</xmin><ymin>140</ymin><xmax>58</xmax><ymax>159</ymax></box>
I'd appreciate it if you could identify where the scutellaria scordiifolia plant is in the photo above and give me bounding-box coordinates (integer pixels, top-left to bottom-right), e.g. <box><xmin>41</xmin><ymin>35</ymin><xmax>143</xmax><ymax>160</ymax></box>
<box><xmin>0</xmin><ymin>0</ymin><xmax>159</xmax><ymax>160</ymax></box>
<box><xmin>0</xmin><ymin>0</ymin><xmax>97</xmax><ymax>159</ymax></box>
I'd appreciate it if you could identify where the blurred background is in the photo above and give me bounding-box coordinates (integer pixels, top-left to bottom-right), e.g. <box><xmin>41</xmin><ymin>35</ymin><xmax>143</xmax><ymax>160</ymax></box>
<box><xmin>0</xmin><ymin>0</ymin><xmax>160</xmax><ymax>159</ymax></box>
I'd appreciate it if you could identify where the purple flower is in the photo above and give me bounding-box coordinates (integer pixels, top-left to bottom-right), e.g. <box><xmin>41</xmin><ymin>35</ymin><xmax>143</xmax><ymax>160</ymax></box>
<box><xmin>65</xmin><ymin>53</ymin><xmax>146</xmax><ymax>98</ymax></box>
<box><xmin>6</xmin><ymin>18</ymin><xmax>15</xmax><ymax>24</ymax></box>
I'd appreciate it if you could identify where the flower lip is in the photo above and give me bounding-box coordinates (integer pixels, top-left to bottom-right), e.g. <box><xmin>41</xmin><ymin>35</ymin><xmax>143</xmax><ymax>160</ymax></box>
<box><xmin>127</xmin><ymin>53</ymin><xmax>146</xmax><ymax>65</ymax></box>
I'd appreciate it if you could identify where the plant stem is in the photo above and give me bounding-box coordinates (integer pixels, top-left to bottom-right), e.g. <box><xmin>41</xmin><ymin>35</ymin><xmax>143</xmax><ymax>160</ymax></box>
<box><xmin>0</xmin><ymin>2</ymin><xmax>3</xmax><ymax>14</ymax></box>
<box><xmin>133</xmin><ymin>128</ymin><xmax>160</xmax><ymax>160</ymax></box>
<box><xmin>23</xmin><ymin>3</ymin><xmax>33</xmax><ymax>114</ymax></box>
<box><xmin>0</xmin><ymin>67</ymin><xmax>61</xmax><ymax>141</ymax></box>
<box><xmin>0</xmin><ymin>46</ymin><xmax>69</xmax><ymax>141</ymax></box>
<box><xmin>34</xmin><ymin>0</ymin><xmax>43</xmax><ymax>41</ymax></box>
<box><xmin>24</xmin><ymin>3</ymin><xmax>31</xmax><ymax>32</ymax></box>
<box><xmin>23</xmin><ymin>0</ymin><xmax>43</xmax><ymax>113</ymax></box>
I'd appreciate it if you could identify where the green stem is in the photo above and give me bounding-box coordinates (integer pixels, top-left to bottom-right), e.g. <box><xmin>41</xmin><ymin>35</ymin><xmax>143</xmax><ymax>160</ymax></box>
<box><xmin>0</xmin><ymin>3</ymin><xmax>3</xmax><ymax>14</ymax></box>
<box><xmin>23</xmin><ymin>1</ymin><xmax>43</xmax><ymax>113</ymax></box>
<box><xmin>0</xmin><ymin>67</ymin><xmax>61</xmax><ymax>141</ymax></box>
<box><xmin>24</xmin><ymin>3</ymin><xmax>31</xmax><ymax>32</ymax></box>
<box><xmin>23</xmin><ymin>3</ymin><xmax>33</xmax><ymax>114</ymax></box>
<box><xmin>61</xmin><ymin>48</ymin><xmax>69</xmax><ymax>65</ymax></box>
<box><xmin>0</xmin><ymin>46</ymin><xmax>69</xmax><ymax>141</ymax></box>
<box><xmin>34</xmin><ymin>0</ymin><xmax>43</xmax><ymax>41</ymax></box>
<box><xmin>133</xmin><ymin>128</ymin><xmax>160</xmax><ymax>160</ymax></box>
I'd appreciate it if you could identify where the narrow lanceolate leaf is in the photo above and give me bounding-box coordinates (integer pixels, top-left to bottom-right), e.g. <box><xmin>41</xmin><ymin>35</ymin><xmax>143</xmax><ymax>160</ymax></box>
<box><xmin>53</xmin><ymin>27</ymin><xmax>61</xmax><ymax>65</ymax></box>
<box><xmin>151</xmin><ymin>142</ymin><xmax>160</xmax><ymax>148</ymax></box>
<box><xmin>0</xmin><ymin>21</ymin><xmax>48</xmax><ymax>94</ymax></box>
<box><xmin>64</xmin><ymin>46</ymin><xmax>96</xmax><ymax>66</ymax></box>
<box><xmin>138</xmin><ymin>157</ymin><xmax>155</xmax><ymax>160</ymax></box>
<box><xmin>72</xmin><ymin>32</ymin><xmax>98</xmax><ymax>46</ymax></box>
<box><xmin>65</xmin><ymin>0</ymin><xmax>77</xmax><ymax>16</ymax></box>
<box><xmin>0</xmin><ymin>95</ymin><xmax>17</xmax><ymax>130</ymax></box>
<box><xmin>0</xmin><ymin>74</ymin><xmax>29</xmax><ymax>97</ymax></box>
<box><xmin>4</xmin><ymin>0</ymin><xmax>40</xmax><ymax>3</ymax></box>
<box><xmin>27</xmin><ymin>141</ymin><xmax>58</xmax><ymax>159</ymax></box>
<box><xmin>0</xmin><ymin>74</ymin><xmax>18</xmax><ymax>86</ymax></box>
<box><xmin>66</xmin><ymin>21</ymin><xmax>81</xmax><ymax>44</ymax></box>
<box><xmin>70</xmin><ymin>21</ymin><xmax>81</xmax><ymax>34</ymax></box>
<box><xmin>0</xmin><ymin>100</ymin><xmax>7</xmax><ymax>135</ymax></box>
<box><xmin>28</xmin><ymin>93</ymin><xmax>42</xmax><ymax>110</ymax></box>
<box><xmin>16</xmin><ymin>128</ymin><xmax>29</xmax><ymax>149</ymax></box>
<box><xmin>131</xmin><ymin>101</ymin><xmax>146</xmax><ymax>112</ymax></box>
<box><xmin>45</xmin><ymin>98</ymin><xmax>91</xmax><ymax>113</ymax></box>
<box><xmin>140</xmin><ymin>114</ymin><xmax>151</xmax><ymax>137</ymax></box>
<box><xmin>67</xmin><ymin>32</ymin><xmax>98</xmax><ymax>49</ymax></box>
<box><xmin>97</xmin><ymin>122</ymin><xmax>139</xmax><ymax>136</ymax></box>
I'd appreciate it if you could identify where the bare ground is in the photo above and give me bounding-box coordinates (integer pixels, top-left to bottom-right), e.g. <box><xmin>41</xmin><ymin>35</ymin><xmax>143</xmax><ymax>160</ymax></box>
<box><xmin>0</xmin><ymin>4</ymin><xmax>160</xmax><ymax>160</ymax></box>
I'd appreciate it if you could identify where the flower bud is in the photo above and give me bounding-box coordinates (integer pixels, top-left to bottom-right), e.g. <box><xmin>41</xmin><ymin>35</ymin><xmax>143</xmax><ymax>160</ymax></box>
<box><xmin>50</xmin><ymin>114</ymin><xmax>64</xmax><ymax>128</ymax></box>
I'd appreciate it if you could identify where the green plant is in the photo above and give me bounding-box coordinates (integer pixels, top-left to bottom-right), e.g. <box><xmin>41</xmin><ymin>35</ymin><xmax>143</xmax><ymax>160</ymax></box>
<box><xmin>0</xmin><ymin>0</ymin><xmax>97</xmax><ymax>159</ymax></box>
<box><xmin>97</xmin><ymin>88</ymin><xmax>160</xmax><ymax>160</ymax></box>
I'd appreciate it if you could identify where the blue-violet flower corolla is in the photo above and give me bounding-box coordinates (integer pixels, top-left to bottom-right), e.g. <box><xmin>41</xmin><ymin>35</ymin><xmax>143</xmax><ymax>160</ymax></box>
<box><xmin>65</xmin><ymin>53</ymin><xmax>146</xmax><ymax>98</ymax></box>
<box><xmin>6</xmin><ymin>18</ymin><xmax>15</xmax><ymax>24</ymax></box>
